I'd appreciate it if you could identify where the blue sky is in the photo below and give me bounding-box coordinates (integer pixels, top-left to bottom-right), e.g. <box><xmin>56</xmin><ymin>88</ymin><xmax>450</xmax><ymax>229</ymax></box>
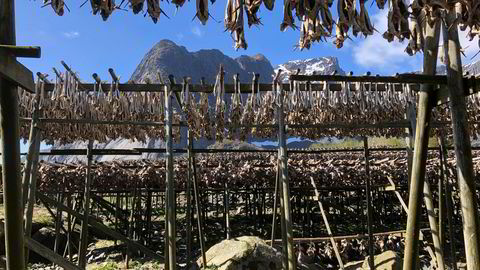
<box><xmin>16</xmin><ymin>0</ymin><xmax>479</xmax><ymax>83</ymax></box>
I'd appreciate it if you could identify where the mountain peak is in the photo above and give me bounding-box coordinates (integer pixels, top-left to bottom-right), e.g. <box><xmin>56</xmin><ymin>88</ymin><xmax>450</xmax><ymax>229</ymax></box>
<box><xmin>275</xmin><ymin>56</ymin><xmax>345</xmax><ymax>82</ymax></box>
<box><xmin>130</xmin><ymin>42</ymin><xmax>274</xmax><ymax>83</ymax></box>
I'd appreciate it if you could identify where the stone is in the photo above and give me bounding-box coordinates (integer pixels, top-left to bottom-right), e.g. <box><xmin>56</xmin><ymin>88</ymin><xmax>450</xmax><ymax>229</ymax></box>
<box><xmin>361</xmin><ymin>251</ymin><xmax>402</xmax><ymax>270</ymax></box>
<box><xmin>197</xmin><ymin>236</ymin><xmax>281</xmax><ymax>270</ymax></box>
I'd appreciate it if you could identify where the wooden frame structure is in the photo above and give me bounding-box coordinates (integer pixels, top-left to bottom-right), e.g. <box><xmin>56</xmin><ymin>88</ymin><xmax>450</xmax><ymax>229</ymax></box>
<box><xmin>2</xmin><ymin>1</ymin><xmax>480</xmax><ymax>269</ymax></box>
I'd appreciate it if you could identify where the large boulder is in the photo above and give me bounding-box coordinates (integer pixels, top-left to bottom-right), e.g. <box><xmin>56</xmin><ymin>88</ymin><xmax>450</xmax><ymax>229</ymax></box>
<box><xmin>197</xmin><ymin>236</ymin><xmax>281</xmax><ymax>270</ymax></box>
<box><xmin>361</xmin><ymin>251</ymin><xmax>402</xmax><ymax>270</ymax></box>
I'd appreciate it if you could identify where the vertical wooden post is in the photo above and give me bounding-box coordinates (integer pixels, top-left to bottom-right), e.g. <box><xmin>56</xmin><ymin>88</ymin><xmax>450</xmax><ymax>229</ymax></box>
<box><xmin>270</xmin><ymin>159</ymin><xmax>280</xmax><ymax>246</ymax></box>
<box><xmin>165</xmin><ymin>77</ymin><xmax>176</xmax><ymax>269</ymax></box>
<box><xmin>438</xmin><ymin>147</ymin><xmax>445</xmax><ymax>247</ymax></box>
<box><xmin>405</xmin><ymin>103</ymin><xmax>416</xmax><ymax>187</ymax></box>
<box><xmin>438</xmin><ymin>134</ymin><xmax>457</xmax><ymax>270</ymax></box>
<box><xmin>423</xmin><ymin>175</ymin><xmax>445</xmax><ymax>270</ymax></box>
<box><xmin>224</xmin><ymin>181</ymin><xmax>231</xmax><ymax>240</ymax></box>
<box><xmin>403</xmin><ymin>19</ymin><xmax>440</xmax><ymax>270</ymax></box>
<box><xmin>0</xmin><ymin>1</ymin><xmax>25</xmax><ymax>268</ymax></box>
<box><xmin>442</xmin><ymin>11</ymin><xmax>480</xmax><ymax>269</ymax></box>
<box><xmin>186</xmin><ymin>130</ymin><xmax>193</xmax><ymax>268</ymax></box>
<box><xmin>191</xmin><ymin>152</ymin><xmax>207</xmax><ymax>269</ymax></box>
<box><xmin>78</xmin><ymin>139</ymin><xmax>93</xmax><ymax>268</ymax></box>
<box><xmin>54</xmin><ymin>181</ymin><xmax>65</xmax><ymax>255</ymax></box>
<box><xmin>278</xmin><ymin>71</ymin><xmax>296</xmax><ymax>270</ymax></box>
<box><xmin>24</xmin><ymin>82</ymin><xmax>42</xmax><ymax>264</ymax></box>
<box><xmin>363</xmin><ymin>138</ymin><xmax>375</xmax><ymax>269</ymax></box>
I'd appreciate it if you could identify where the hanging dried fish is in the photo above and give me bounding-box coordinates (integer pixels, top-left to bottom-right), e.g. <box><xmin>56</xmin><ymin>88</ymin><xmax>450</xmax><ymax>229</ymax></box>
<box><xmin>214</xmin><ymin>67</ymin><xmax>226</xmax><ymax>141</ymax></box>
<box><xmin>356</xmin><ymin>0</ymin><xmax>374</xmax><ymax>37</ymax></box>
<box><xmin>129</xmin><ymin>0</ymin><xmax>145</xmax><ymax>13</ymax></box>
<box><xmin>146</xmin><ymin>0</ymin><xmax>168</xmax><ymax>23</ymax></box>
<box><xmin>334</xmin><ymin>19</ymin><xmax>348</xmax><ymax>48</ymax></box>
<box><xmin>172</xmin><ymin>0</ymin><xmax>187</xmax><ymax>8</ymax></box>
<box><xmin>231</xmin><ymin>0</ymin><xmax>248</xmax><ymax>50</ymax></box>
<box><xmin>319</xmin><ymin>0</ymin><xmax>334</xmax><ymax>34</ymax></box>
<box><xmin>263</xmin><ymin>0</ymin><xmax>274</xmax><ymax>10</ymax></box>
<box><xmin>280</xmin><ymin>0</ymin><xmax>297</xmax><ymax>31</ymax></box>
<box><xmin>45</xmin><ymin>0</ymin><xmax>65</xmax><ymax>16</ymax></box>
<box><xmin>245</xmin><ymin>0</ymin><xmax>263</xmax><ymax>27</ymax></box>
<box><xmin>90</xmin><ymin>0</ymin><xmax>102</xmax><ymax>15</ymax></box>
<box><xmin>194</xmin><ymin>0</ymin><xmax>209</xmax><ymax>25</ymax></box>
<box><xmin>99</xmin><ymin>0</ymin><xmax>116</xmax><ymax>21</ymax></box>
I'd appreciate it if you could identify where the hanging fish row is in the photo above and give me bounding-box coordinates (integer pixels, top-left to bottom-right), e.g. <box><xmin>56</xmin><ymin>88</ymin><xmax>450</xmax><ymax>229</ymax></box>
<box><xmin>19</xmin><ymin>70</ymin><xmax>480</xmax><ymax>143</ymax></box>
<box><xmin>39</xmin><ymin>0</ymin><xmax>480</xmax><ymax>54</ymax></box>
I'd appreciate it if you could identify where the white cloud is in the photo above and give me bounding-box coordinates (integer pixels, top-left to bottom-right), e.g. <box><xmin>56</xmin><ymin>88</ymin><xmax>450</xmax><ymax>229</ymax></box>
<box><xmin>352</xmin><ymin>9</ymin><xmax>421</xmax><ymax>72</ymax></box>
<box><xmin>63</xmin><ymin>31</ymin><xmax>80</xmax><ymax>39</ymax></box>
<box><xmin>457</xmin><ymin>30</ymin><xmax>479</xmax><ymax>63</ymax></box>
<box><xmin>191</xmin><ymin>26</ymin><xmax>203</xmax><ymax>37</ymax></box>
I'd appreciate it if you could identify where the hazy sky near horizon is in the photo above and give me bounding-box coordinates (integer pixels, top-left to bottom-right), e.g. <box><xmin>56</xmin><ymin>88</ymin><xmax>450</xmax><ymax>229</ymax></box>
<box><xmin>16</xmin><ymin>1</ymin><xmax>480</xmax><ymax>82</ymax></box>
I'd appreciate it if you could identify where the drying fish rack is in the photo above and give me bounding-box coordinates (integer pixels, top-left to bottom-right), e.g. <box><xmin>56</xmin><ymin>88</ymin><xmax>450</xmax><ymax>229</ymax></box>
<box><xmin>10</xmin><ymin>61</ymin><xmax>480</xmax><ymax>270</ymax></box>
<box><xmin>2</xmin><ymin>0</ymin><xmax>480</xmax><ymax>269</ymax></box>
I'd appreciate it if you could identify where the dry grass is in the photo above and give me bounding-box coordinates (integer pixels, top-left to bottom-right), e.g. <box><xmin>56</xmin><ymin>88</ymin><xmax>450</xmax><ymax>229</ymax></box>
<box><xmin>0</xmin><ymin>204</ymin><xmax>54</xmax><ymax>226</ymax></box>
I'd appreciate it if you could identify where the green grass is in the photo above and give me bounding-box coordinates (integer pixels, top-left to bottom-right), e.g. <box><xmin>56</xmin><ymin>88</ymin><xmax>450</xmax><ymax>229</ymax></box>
<box><xmin>310</xmin><ymin>136</ymin><xmax>442</xmax><ymax>149</ymax></box>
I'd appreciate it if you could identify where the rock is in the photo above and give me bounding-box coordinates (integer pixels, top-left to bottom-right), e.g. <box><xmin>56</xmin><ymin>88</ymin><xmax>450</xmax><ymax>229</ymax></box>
<box><xmin>31</xmin><ymin>227</ymin><xmax>68</xmax><ymax>263</ymax></box>
<box><xmin>197</xmin><ymin>236</ymin><xmax>281</xmax><ymax>270</ymax></box>
<box><xmin>361</xmin><ymin>251</ymin><xmax>402</xmax><ymax>270</ymax></box>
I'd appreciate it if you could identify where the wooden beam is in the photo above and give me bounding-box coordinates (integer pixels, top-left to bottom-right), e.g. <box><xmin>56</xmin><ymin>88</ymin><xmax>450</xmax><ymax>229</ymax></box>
<box><xmin>403</xmin><ymin>19</ymin><xmax>441</xmax><ymax>270</ymax></box>
<box><xmin>443</xmin><ymin>11</ymin><xmax>480</xmax><ymax>269</ymax></box>
<box><xmin>25</xmin><ymin>237</ymin><xmax>81</xmax><ymax>270</ymax></box>
<box><xmin>0</xmin><ymin>54</ymin><xmax>35</xmax><ymax>93</ymax></box>
<box><xmin>191</xmin><ymin>152</ymin><xmax>207</xmax><ymax>269</ymax></box>
<box><xmin>310</xmin><ymin>177</ymin><xmax>344</xmax><ymax>269</ymax></box>
<box><xmin>37</xmin><ymin>192</ymin><xmax>164</xmax><ymax>262</ymax></box>
<box><xmin>165</xmin><ymin>82</ymin><xmax>176</xmax><ymax>270</ymax></box>
<box><xmin>363</xmin><ymin>138</ymin><xmax>375</xmax><ymax>270</ymax></box>
<box><xmin>0</xmin><ymin>0</ymin><xmax>26</xmax><ymax>268</ymax></box>
<box><xmin>290</xmin><ymin>74</ymin><xmax>448</xmax><ymax>84</ymax></box>
<box><xmin>0</xmin><ymin>45</ymin><xmax>41</xmax><ymax>58</ymax></box>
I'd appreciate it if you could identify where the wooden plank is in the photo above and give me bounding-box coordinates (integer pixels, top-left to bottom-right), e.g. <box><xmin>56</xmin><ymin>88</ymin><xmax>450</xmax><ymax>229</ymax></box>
<box><xmin>0</xmin><ymin>55</ymin><xmax>35</xmax><ymax>93</ymax></box>
<box><xmin>0</xmin><ymin>45</ymin><xmax>41</xmax><ymax>58</ymax></box>
<box><xmin>25</xmin><ymin>237</ymin><xmax>81</xmax><ymax>270</ymax></box>
<box><xmin>37</xmin><ymin>192</ymin><xmax>164</xmax><ymax>262</ymax></box>
<box><xmin>442</xmin><ymin>12</ymin><xmax>480</xmax><ymax>269</ymax></box>
<box><xmin>310</xmin><ymin>177</ymin><xmax>344</xmax><ymax>269</ymax></box>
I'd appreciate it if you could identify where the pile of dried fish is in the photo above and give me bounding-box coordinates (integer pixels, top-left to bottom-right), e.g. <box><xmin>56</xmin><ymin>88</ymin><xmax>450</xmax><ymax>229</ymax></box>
<box><xmin>21</xmin><ymin>150</ymin><xmax>479</xmax><ymax>192</ymax></box>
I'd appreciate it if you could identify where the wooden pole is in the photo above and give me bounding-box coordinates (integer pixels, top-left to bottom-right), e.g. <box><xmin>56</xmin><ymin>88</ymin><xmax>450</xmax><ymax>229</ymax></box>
<box><xmin>224</xmin><ymin>181</ymin><xmax>231</xmax><ymax>240</ymax></box>
<box><xmin>78</xmin><ymin>139</ymin><xmax>93</xmax><ymax>268</ymax></box>
<box><xmin>438</xmin><ymin>134</ymin><xmax>457</xmax><ymax>270</ymax></box>
<box><xmin>270</xmin><ymin>159</ymin><xmax>280</xmax><ymax>246</ymax></box>
<box><xmin>165</xmin><ymin>77</ymin><xmax>176</xmax><ymax>269</ymax></box>
<box><xmin>23</xmin><ymin>83</ymin><xmax>42</xmax><ymax>264</ymax></box>
<box><xmin>438</xmin><ymin>148</ymin><xmax>445</xmax><ymax>248</ymax></box>
<box><xmin>0</xmin><ymin>1</ymin><xmax>25</xmax><ymax>268</ymax></box>
<box><xmin>191</xmin><ymin>153</ymin><xmax>207</xmax><ymax>269</ymax></box>
<box><xmin>423</xmin><ymin>176</ymin><xmax>445</xmax><ymax>270</ymax></box>
<box><xmin>443</xmin><ymin>10</ymin><xmax>480</xmax><ymax>269</ymax></box>
<box><xmin>186</xmin><ymin>130</ymin><xmax>193</xmax><ymax>268</ymax></box>
<box><xmin>278</xmin><ymin>72</ymin><xmax>296</xmax><ymax>270</ymax></box>
<box><xmin>363</xmin><ymin>138</ymin><xmax>375</xmax><ymax>269</ymax></box>
<box><xmin>403</xmin><ymin>19</ymin><xmax>440</xmax><ymax>270</ymax></box>
<box><xmin>22</xmin><ymin>80</ymin><xmax>42</xmax><ymax>206</ymax></box>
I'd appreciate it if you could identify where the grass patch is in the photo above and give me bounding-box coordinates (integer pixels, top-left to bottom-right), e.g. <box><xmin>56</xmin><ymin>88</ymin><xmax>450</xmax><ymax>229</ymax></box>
<box><xmin>0</xmin><ymin>204</ymin><xmax>54</xmax><ymax>226</ymax></box>
<box><xmin>311</xmin><ymin>136</ymin><xmax>441</xmax><ymax>149</ymax></box>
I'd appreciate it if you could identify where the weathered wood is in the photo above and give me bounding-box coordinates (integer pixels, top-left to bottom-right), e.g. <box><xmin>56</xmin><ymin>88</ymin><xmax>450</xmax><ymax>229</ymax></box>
<box><xmin>191</xmin><ymin>154</ymin><xmax>207</xmax><ymax>269</ymax></box>
<box><xmin>224</xmin><ymin>181</ymin><xmax>231</xmax><ymax>240</ymax></box>
<box><xmin>278</xmin><ymin>75</ymin><xmax>296</xmax><ymax>270</ymax></box>
<box><xmin>25</xmin><ymin>237</ymin><xmax>81</xmax><ymax>270</ymax></box>
<box><xmin>78</xmin><ymin>139</ymin><xmax>93</xmax><ymax>268</ymax></box>
<box><xmin>403</xmin><ymin>19</ymin><xmax>440</xmax><ymax>270</ymax></box>
<box><xmin>363</xmin><ymin>138</ymin><xmax>375</xmax><ymax>269</ymax></box>
<box><xmin>0</xmin><ymin>45</ymin><xmax>41</xmax><ymax>58</ymax></box>
<box><xmin>37</xmin><ymin>192</ymin><xmax>164</xmax><ymax>262</ymax></box>
<box><xmin>423</xmin><ymin>178</ymin><xmax>445</xmax><ymax>270</ymax></box>
<box><xmin>438</xmin><ymin>148</ymin><xmax>445</xmax><ymax>248</ymax></box>
<box><xmin>186</xmin><ymin>131</ymin><xmax>193</xmax><ymax>269</ymax></box>
<box><xmin>165</xmin><ymin>80</ymin><xmax>176</xmax><ymax>270</ymax></box>
<box><xmin>310</xmin><ymin>177</ymin><xmax>344</xmax><ymax>269</ymax></box>
<box><xmin>270</xmin><ymin>159</ymin><xmax>280</xmax><ymax>246</ymax></box>
<box><xmin>443</xmin><ymin>11</ymin><xmax>480</xmax><ymax>269</ymax></box>
<box><xmin>438</xmin><ymin>134</ymin><xmax>457</xmax><ymax>270</ymax></box>
<box><xmin>0</xmin><ymin>53</ymin><xmax>35</xmax><ymax>92</ymax></box>
<box><xmin>0</xmin><ymin>1</ymin><xmax>26</xmax><ymax>268</ymax></box>
<box><xmin>22</xmin><ymin>81</ymin><xmax>41</xmax><ymax>206</ymax></box>
<box><xmin>267</xmin><ymin>228</ymin><xmax>432</xmax><ymax>243</ymax></box>
<box><xmin>54</xmin><ymin>184</ymin><xmax>65</xmax><ymax>255</ymax></box>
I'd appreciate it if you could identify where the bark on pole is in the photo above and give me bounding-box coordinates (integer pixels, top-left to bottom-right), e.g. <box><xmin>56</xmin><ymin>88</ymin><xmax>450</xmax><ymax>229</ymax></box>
<box><xmin>165</xmin><ymin>78</ymin><xmax>176</xmax><ymax>270</ymax></box>
<box><xmin>403</xmin><ymin>20</ymin><xmax>440</xmax><ymax>270</ymax></box>
<box><xmin>363</xmin><ymin>138</ymin><xmax>375</xmax><ymax>269</ymax></box>
<box><xmin>443</xmin><ymin>10</ymin><xmax>480</xmax><ymax>269</ymax></box>
<box><xmin>278</xmin><ymin>72</ymin><xmax>296</xmax><ymax>270</ymax></box>
<box><xmin>0</xmin><ymin>0</ymin><xmax>25</xmax><ymax>268</ymax></box>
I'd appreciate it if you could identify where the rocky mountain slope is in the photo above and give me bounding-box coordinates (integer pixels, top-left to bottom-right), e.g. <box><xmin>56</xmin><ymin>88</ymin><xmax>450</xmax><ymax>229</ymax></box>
<box><xmin>130</xmin><ymin>40</ymin><xmax>274</xmax><ymax>83</ymax></box>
